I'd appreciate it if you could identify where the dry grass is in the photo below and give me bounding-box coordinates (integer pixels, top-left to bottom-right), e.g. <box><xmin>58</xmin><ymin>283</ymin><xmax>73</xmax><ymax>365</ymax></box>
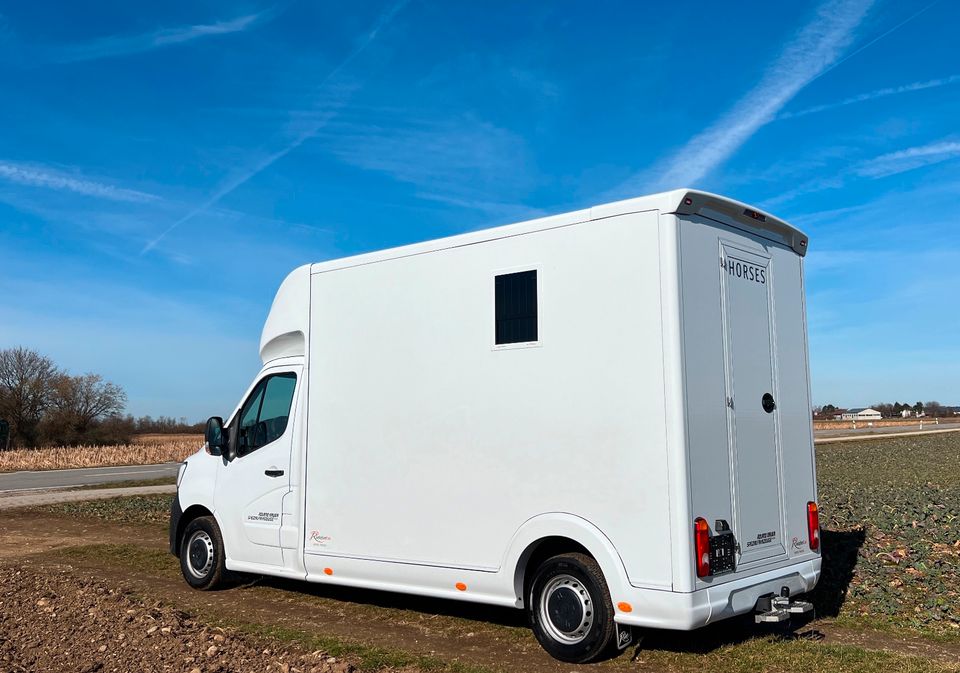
<box><xmin>0</xmin><ymin>434</ymin><xmax>201</xmax><ymax>472</ymax></box>
<box><xmin>131</xmin><ymin>433</ymin><xmax>203</xmax><ymax>444</ymax></box>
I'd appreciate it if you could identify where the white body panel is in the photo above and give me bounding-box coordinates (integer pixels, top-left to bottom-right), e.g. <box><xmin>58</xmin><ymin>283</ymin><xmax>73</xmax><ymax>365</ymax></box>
<box><xmin>304</xmin><ymin>209</ymin><xmax>672</xmax><ymax>588</ymax></box>
<box><xmin>176</xmin><ymin>189</ymin><xmax>820</xmax><ymax>630</ymax></box>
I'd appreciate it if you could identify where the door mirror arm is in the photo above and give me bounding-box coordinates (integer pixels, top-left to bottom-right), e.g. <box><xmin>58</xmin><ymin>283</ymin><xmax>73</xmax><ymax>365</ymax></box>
<box><xmin>225</xmin><ymin>422</ymin><xmax>239</xmax><ymax>462</ymax></box>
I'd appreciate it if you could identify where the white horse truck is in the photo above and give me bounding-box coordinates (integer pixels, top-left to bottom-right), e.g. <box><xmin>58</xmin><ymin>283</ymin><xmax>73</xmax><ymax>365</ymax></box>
<box><xmin>170</xmin><ymin>189</ymin><xmax>821</xmax><ymax>663</ymax></box>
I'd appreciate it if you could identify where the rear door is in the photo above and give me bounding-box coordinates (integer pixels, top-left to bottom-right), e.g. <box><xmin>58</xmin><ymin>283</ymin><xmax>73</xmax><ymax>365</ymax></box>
<box><xmin>718</xmin><ymin>242</ymin><xmax>786</xmax><ymax>565</ymax></box>
<box><xmin>680</xmin><ymin>213</ymin><xmax>810</xmax><ymax>583</ymax></box>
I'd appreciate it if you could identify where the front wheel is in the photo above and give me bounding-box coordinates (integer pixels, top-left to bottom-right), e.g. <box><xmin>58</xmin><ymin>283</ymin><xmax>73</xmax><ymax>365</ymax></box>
<box><xmin>528</xmin><ymin>552</ymin><xmax>617</xmax><ymax>663</ymax></box>
<box><xmin>179</xmin><ymin>516</ymin><xmax>227</xmax><ymax>590</ymax></box>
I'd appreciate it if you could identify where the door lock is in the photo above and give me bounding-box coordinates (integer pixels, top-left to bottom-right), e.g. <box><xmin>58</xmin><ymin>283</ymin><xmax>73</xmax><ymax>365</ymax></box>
<box><xmin>762</xmin><ymin>393</ymin><xmax>776</xmax><ymax>413</ymax></box>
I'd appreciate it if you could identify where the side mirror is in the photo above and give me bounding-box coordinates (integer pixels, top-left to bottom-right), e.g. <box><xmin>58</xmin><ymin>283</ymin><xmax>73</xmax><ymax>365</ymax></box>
<box><xmin>205</xmin><ymin>417</ymin><xmax>226</xmax><ymax>456</ymax></box>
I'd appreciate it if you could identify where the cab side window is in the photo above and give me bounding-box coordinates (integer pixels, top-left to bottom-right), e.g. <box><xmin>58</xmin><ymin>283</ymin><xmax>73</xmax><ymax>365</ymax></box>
<box><xmin>237</xmin><ymin>382</ymin><xmax>266</xmax><ymax>455</ymax></box>
<box><xmin>236</xmin><ymin>373</ymin><xmax>297</xmax><ymax>457</ymax></box>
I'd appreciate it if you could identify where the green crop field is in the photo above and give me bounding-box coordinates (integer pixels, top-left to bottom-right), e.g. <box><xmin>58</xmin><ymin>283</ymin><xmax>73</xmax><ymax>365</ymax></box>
<box><xmin>34</xmin><ymin>493</ymin><xmax>174</xmax><ymax>526</ymax></box>
<box><xmin>813</xmin><ymin>433</ymin><xmax>960</xmax><ymax>637</ymax></box>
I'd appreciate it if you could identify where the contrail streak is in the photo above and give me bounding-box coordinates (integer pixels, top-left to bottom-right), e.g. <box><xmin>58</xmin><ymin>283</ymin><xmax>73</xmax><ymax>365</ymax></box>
<box><xmin>779</xmin><ymin>74</ymin><xmax>960</xmax><ymax>119</ymax></box>
<box><xmin>141</xmin><ymin>0</ymin><xmax>410</xmax><ymax>254</ymax></box>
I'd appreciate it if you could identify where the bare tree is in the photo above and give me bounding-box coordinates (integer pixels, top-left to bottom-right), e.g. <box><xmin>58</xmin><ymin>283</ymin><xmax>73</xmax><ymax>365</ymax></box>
<box><xmin>47</xmin><ymin>373</ymin><xmax>127</xmax><ymax>437</ymax></box>
<box><xmin>0</xmin><ymin>347</ymin><xmax>60</xmax><ymax>447</ymax></box>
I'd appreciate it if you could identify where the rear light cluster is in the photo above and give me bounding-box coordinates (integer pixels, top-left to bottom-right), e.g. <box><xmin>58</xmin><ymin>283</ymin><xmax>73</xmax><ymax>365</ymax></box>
<box><xmin>694</xmin><ymin>517</ymin><xmax>711</xmax><ymax>578</ymax></box>
<box><xmin>807</xmin><ymin>501</ymin><xmax>820</xmax><ymax>552</ymax></box>
<box><xmin>695</xmin><ymin>503</ymin><xmax>821</xmax><ymax>578</ymax></box>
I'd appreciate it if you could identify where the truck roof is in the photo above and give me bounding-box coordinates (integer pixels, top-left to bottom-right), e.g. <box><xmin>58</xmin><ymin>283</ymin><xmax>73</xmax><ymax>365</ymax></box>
<box><xmin>309</xmin><ymin>189</ymin><xmax>807</xmax><ymax>277</ymax></box>
<box><xmin>260</xmin><ymin>190</ymin><xmax>807</xmax><ymax>363</ymax></box>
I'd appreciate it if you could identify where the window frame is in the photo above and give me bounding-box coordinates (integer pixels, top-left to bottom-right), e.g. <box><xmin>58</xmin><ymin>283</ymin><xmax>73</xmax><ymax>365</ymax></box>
<box><xmin>230</xmin><ymin>369</ymin><xmax>299</xmax><ymax>458</ymax></box>
<box><xmin>491</xmin><ymin>264</ymin><xmax>542</xmax><ymax>351</ymax></box>
<box><xmin>235</xmin><ymin>379</ymin><xmax>268</xmax><ymax>457</ymax></box>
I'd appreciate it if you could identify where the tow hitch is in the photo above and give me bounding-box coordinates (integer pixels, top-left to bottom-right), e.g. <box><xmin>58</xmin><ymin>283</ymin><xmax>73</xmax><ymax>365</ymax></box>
<box><xmin>754</xmin><ymin>587</ymin><xmax>814</xmax><ymax>624</ymax></box>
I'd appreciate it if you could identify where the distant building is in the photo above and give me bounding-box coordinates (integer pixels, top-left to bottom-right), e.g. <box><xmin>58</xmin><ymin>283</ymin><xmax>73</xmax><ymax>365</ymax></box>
<box><xmin>901</xmin><ymin>409</ymin><xmax>914</xmax><ymax>418</ymax></box>
<box><xmin>840</xmin><ymin>407</ymin><xmax>882</xmax><ymax>421</ymax></box>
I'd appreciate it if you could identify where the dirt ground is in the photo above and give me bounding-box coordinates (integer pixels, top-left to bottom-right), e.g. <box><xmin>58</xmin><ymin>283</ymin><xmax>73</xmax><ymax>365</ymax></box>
<box><xmin>0</xmin><ymin>511</ymin><xmax>168</xmax><ymax>559</ymax></box>
<box><xmin>0</xmin><ymin>512</ymin><xmax>599</xmax><ymax>673</ymax></box>
<box><xmin>0</xmin><ymin>562</ymin><xmax>355</xmax><ymax>673</ymax></box>
<box><xmin>1</xmin><ymin>511</ymin><xmax>959</xmax><ymax>673</ymax></box>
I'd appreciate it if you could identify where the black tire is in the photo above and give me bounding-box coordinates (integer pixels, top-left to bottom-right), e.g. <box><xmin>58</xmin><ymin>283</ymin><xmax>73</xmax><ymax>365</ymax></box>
<box><xmin>179</xmin><ymin>516</ymin><xmax>227</xmax><ymax>590</ymax></box>
<box><xmin>527</xmin><ymin>552</ymin><xmax>616</xmax><ymax>663</ymax></box>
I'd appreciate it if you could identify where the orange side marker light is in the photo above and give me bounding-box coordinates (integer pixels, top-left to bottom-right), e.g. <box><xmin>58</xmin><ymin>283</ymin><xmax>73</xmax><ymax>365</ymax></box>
<box><xmin>617</xmin><ymin>602</ymin><xmax>633</xmax><ymax>613</ymax></box>
<box><xmin>455</xmin><ymin>582</ymin><xmax>467</xmax><ymax>591</ymax></box>
<box><xmin>324</xmin><ymin>567</ymin><xmax>333</xmax><ymax>576</ymax></box>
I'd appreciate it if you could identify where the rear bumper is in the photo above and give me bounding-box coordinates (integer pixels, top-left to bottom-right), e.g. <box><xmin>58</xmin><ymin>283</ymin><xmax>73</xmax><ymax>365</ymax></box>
<box><xmin>615</xmin><ymin>557</ymin><xmax>821</xmax><ymax>630</ymax></box>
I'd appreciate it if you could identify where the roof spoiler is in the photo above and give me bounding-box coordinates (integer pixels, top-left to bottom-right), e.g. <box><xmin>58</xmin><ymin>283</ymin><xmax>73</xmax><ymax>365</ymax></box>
<box><xmin>668</xmin><ymin>190</ymin><xmax>809</xmax><ymax>257</ymax></box>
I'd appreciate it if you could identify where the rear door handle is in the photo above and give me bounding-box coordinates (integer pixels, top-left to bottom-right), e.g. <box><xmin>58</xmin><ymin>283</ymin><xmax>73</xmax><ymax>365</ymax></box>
<box><xmin>264</xmin><ymin>468</ymin><xmax>284</xmax><ymax>478</ymax></box>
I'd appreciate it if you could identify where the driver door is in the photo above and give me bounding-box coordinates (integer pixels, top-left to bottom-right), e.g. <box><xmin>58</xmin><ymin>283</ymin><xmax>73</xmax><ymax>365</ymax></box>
<box><xmin>214</xmin><ymin>366</ymin><xmax>300</xmax><ymax>568</ymax></box>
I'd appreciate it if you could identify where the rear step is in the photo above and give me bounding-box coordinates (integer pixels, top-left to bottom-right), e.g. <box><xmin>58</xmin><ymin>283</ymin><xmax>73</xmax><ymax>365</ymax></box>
<box><xmin>754</xmin><ymin>588</ymin><xmax>814</xmax><ymax>624</ymax></box>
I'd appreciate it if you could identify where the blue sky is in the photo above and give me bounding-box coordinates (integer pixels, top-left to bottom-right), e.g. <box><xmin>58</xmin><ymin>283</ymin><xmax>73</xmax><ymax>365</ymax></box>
<box><xmin>0</xmin><ymin>0</ymin><xmax>957</xmax><ymax>419</ymax></box>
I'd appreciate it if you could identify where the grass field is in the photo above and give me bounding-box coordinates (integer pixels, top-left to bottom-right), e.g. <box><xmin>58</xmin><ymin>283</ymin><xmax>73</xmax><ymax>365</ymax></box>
<box><xmin>34</xmin><ymin>494</ymin><xmax>175</xmax><ymax>525</ymax></box>
<box><xmin>33</xmin><ymin>432</ymin><xmax>960</xmax><ymax>641</ymax></box>
<box><xmin>0</xmin><ymin>434</ymin><xmax>201</xmax><ymax>472</ymax></box>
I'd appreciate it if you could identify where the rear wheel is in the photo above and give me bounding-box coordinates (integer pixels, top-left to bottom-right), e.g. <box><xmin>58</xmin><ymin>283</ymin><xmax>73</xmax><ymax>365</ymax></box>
<box><xmin>179</xmin><ymin>516</ymin><xmax>227</xmax><ymax>590</ymax></box>
<box><xmin>528</xmin><ymin>552</ymin><xmax>616</xmax><ymax>663</ymax></box>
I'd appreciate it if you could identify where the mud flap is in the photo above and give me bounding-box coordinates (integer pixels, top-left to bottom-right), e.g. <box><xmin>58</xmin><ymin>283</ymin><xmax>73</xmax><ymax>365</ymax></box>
<box><xmin>615</xmin><ymin>622</ymin><xmax>633</xmax><ymax>650</ymax></box>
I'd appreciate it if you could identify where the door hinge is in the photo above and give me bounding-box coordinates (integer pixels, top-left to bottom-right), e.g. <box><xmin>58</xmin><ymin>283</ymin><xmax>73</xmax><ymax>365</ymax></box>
<box><xmin>726</xmin><ymin>396</ymin><xmax>735</xmax><ymax>410</ymax></box>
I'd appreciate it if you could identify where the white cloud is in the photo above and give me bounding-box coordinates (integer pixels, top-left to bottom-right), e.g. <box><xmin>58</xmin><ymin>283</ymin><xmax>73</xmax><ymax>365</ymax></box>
<box><xmin>0</xmin><ymin>161</ymin><xmax>159</xmax><ymax>203</ymax></box>
<box><xmin>856</xmin><ymin>140</ymin><xmax>960</xmax><ymax>178</ymax></box>
<box><xmin>294</xmin><ymin>108</ymin><xmax>539</xmax><ymax>221</ymax></box>
<box><xmin>634</xmin><ymin>0</ymin><xmax>875</xmax><ymax>192</ymax></box>
<box><xmin>763</xmin><ymin>146</ymin><xmax>960</xmax><ymax>208</ymax></box>
<box><xmin>779</xmin><ymin>74</ymin><xmax>960</xmax><ymax>120</ymax></box>
<box><xmin>415</xmin><ymin>192</ymin><xmax>544</xmax><ymax>222</ymax></box>
<box><xmin>152</xmin><ymin>14</ymin><xmax>262</xmax><ymax>46</ymax></box>
<box><xmin>321</xmin><ymin>117</ymin><xmax>532</xmax><ymax>193</ymax></box>
<box><xmin>54</xmin><ymin>12</ymin><xmax>266</xmax><ymax>63</ymax></box>
<box><xmin>141</xmin><ymin>0</ymin><xmax>410</xmax><ymax>254</ymax></box>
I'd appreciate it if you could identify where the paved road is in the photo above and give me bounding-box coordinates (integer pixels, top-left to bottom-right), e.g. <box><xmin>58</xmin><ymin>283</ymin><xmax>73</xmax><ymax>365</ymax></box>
<box><xmin>0</xmin><ymin>484</ymin><xmax>177</xmax><ymax>509</ymax></box>
<box><xmin>0</xmin><ymin>463</ymin><xmax>180</xmax><ymax>493</ymax></box>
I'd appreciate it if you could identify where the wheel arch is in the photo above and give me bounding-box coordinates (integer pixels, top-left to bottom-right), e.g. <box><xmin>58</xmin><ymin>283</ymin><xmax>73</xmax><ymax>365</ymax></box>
<box><xmin>505</xmin><ymin>513</ymin><xmax>630</xmax><ymax>608</ymax></box>
<box><xmin>172</xmin><ymin>503</ymin><xmax>216</xmax><ymax>556</ymax></box>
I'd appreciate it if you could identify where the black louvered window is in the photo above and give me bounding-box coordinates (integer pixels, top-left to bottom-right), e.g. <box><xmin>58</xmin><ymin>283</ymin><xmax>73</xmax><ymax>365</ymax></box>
<box><xmin>495</xmin><ymin>270</ymin><xmax>537</xmax><ymax>345</ymax></box>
